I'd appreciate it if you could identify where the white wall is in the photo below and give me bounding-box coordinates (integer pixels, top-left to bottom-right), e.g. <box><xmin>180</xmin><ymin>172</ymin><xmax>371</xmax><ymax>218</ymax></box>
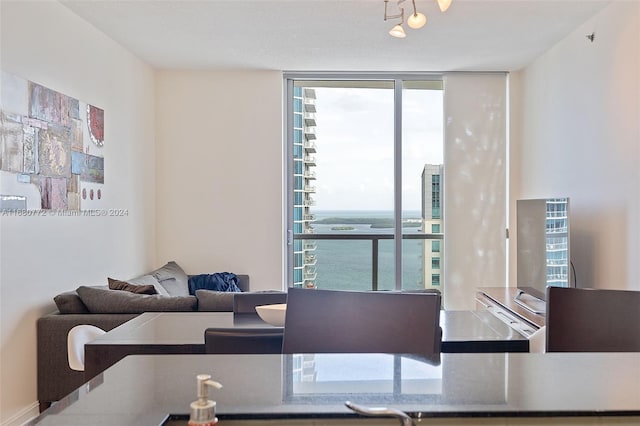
<box><xmin>510</xmin><ymin>1</ymin><xmax>640</xmax><ymax>290</ymax></box>
<box><xmin>0</xmin><ymin>2</ymin><xmax>156</xmax><ymax>424</ymax></box>
<box><xmin>155</xmin><ymin>71</ymin><xmax>284</xmax><ymax>290</ymax></box>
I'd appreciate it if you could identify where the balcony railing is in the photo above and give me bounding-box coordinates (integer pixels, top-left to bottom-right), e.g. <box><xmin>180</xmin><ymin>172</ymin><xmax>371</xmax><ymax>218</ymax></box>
<box><xmin>303</xmin><ymin>112</ymin><xmax>316</xmax><ymax>127</ymax></box>
<box><xmin>294</xmin><ymin>233</ymin><xmax>443</xmax><ymax>291</ymax></box>
<box><xmin>546</xmin><ymin>243</ymin><xmax>568</xmax><ymax>251</ymax></box>
<box><xmin>546</xmin><ymin>211</ymin><xmax>568</xmax><ymax>219</ymax></box>
<box><xmin>547</xmin><ymin>274</ymin><xmax>569</xmax><ymax>281</ymax></box>
<box><xmin>546</xmin><ymin>227</ymin><xmax>568</xmax><ymax>234</ymax></box>
<box><xmin>303</xmin><ymin>101</ymin><xmax>316</xmax><ymax>113</ymax></box>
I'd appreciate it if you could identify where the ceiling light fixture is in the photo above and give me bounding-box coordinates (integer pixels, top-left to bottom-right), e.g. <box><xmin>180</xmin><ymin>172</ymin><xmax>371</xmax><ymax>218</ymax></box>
<box><xmin>384</xmin><ymin>0</ymin><xmax>452</xmax><ymax>38</ymax></box>
<box><xmin>384</xmin><ymin>0</ymin><xmax>406</xmax><ymax>38</ymax></box>
<box><xmin>437</xmin><ymin>0</ymin><xmax>452</xmax><ymax>13</ymax></box>
<box><xmin>407</xmin><ymin>0</ymin><xmax>427</xmax><ymax>29</ymax></box>
<box><xmin>389</xmin><ymin>23</ymin><xmax>407</xmax><ymax>38</ymax></box>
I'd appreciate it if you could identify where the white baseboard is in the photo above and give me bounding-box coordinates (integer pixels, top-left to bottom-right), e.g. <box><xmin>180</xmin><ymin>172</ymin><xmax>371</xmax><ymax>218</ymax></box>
<box><xmin>1</xmin><ymin>402</ymin><xmax>39</xmax><ymax>426</ymax></box>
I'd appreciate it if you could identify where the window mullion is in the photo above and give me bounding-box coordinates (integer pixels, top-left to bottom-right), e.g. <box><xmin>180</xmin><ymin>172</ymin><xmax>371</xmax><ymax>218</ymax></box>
<box><xmin>394</xmin><ymin>79</ymin><xmax>403</xmax><ymax>291</ymax></box>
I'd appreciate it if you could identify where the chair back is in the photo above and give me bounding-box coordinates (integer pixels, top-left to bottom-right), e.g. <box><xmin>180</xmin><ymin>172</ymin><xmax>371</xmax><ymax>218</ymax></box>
<box><xmin>233</xmin><ymin>291</ymin><xmax>287</xmax><ymax>314</ymax></box>
<box><xmin>546</xmin><ymin>287</ymin><xmax>640</xmax><ymax>352</ymax></box>
<box><xmin>282</xmin><ymin>288</ymin><xmax>441</xmax><ymax>363</ymax></box>
<box><xmin>205</xmin><ymin>327</ymin><xmax>284</xmax><ymax>354</ymax></box>
<box><xmin>67</xmin><ymin>325</ymin><xmax>106</xmax><ymax>371</ymax></box>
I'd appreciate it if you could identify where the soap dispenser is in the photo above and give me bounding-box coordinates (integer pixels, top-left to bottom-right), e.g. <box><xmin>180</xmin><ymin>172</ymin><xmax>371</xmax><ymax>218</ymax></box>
<box><xmin>188</xmin><ymin>374</ymin><xmax>223</xmax><ymax>426</ymax></box>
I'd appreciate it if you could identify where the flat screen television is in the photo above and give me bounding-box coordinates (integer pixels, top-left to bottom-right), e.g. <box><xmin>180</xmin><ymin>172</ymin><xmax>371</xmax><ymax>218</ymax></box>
<box><xmin>515</xmin><ymin>197</ymin><xmax>571</xmax><ymax>314</ymax></box>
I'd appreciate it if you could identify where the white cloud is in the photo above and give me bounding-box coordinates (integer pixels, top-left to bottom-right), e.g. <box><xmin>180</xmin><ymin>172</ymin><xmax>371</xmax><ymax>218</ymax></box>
<box><xmin>309</xmin><ymin>85</ymin><xmax>443</xmax><ymax>211</ymax></box>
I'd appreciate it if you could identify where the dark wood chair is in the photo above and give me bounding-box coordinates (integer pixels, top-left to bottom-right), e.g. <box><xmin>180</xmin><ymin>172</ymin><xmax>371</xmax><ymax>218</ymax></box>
<box><xmin>233</xmin><ymin>291</ymin><xmax>287</xmax><ymax>314</ymax></box>
<box><xmin>204</xmin><ymin>327</ymin><xmax>283</xmax><ymax>354</ymax></box>
<box><xmin>282</xmin><ymin>287</ymin><xmax>442</xmax><ymax>363</ymax></box>
<box><xmin>546</xmin><ymin>287</ymin><xmax>640</xmax><ymax>352</ymax></box>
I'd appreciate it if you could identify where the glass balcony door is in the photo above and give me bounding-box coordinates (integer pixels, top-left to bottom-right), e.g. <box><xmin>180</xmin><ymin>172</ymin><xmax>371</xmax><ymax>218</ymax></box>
<box><xmin>286</xmin><ymin>76</ymin><xmax>443</xmax><ymax>293</ymax></box>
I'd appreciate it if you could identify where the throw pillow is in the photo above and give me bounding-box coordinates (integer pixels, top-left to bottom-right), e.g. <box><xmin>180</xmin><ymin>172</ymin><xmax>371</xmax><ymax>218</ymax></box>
<box><xmin>108</xmin><ymin>277</ymin><xmax>157</xmax><ymax>295</ymax></box>
<box><xmin>196</xmin><ymin>290</ymin><xmax>235</xmax><ymax>312</ymax></box>
<box><xmin>76</xmin><ymin>286</ymin><xmax>197</xmax><ymax>314</ymax></box>
<box><xmin>148</xmin><ymin>261</ymin><xmax>190</xmax><ymax>296</ymax></box>
<box><xmin>127</xmin><ymin>274</ymin><xmax>170</xmax><ymax>296</ymax></box>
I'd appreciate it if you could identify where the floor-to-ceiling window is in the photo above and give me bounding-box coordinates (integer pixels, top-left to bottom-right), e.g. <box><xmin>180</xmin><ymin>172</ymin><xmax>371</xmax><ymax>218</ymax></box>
<box><xmin>285</xmin><ymin>75</ymin><xmax>444</xmax><ymax>295</ymax></box>
<box><xmin>287</xmin><ymin>72</ymin><xmax>508</xmax><ymax>308</ymax></box>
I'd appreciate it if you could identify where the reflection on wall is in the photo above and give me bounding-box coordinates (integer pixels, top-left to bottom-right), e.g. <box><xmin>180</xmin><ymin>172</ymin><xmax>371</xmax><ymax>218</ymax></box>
<box><xmin>0</xmin><ymin>71</ymin><xmax>105</xmax><ymax>210</ymax></box>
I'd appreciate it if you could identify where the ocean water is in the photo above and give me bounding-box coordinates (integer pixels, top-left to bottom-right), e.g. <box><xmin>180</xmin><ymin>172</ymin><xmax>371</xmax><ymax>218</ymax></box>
<box><xmin>308</xmin><ymin>210</ymin><xmax>426</xmax><ymax>291</ymax></box>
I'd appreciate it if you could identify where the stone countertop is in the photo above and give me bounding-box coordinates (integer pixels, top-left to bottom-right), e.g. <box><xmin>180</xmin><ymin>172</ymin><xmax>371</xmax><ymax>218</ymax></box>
<box><xmin>30</xmin><ymin>352</ymin><xmax>640</xmax><ymax>425</ymax></box>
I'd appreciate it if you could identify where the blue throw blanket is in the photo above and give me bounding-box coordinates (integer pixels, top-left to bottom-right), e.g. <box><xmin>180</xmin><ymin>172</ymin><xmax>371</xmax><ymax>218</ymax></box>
<box><xmin>188</xmin><ymin>272</ymin><xmax>241</xmax><ymax>295</ymax></box>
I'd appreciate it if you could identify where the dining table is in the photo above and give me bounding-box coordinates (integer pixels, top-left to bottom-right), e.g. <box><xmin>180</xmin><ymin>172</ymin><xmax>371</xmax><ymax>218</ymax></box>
<box><xmin>83</xmin><ymin>309</ymin><xmax>530</xmax><ymax>381</ymax></box>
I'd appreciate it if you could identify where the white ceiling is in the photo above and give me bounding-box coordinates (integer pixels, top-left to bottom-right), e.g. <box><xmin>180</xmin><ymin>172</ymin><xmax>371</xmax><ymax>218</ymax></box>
<box><xmin>61</xmin><ymin>0</ymin><xmax>611</xmax><ymax>72</ymax></box>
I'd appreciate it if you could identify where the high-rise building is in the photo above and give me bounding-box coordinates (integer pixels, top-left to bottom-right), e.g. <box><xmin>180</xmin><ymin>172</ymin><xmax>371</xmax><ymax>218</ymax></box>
<box><xmin>292</xmin><ymin>87</ymin><xmax>317</xmax><ymax>288</ymax></box>
<box><xmin>291</xmin><ymin>87</ymin><xmax>319</xmax><ymax>384</ymax></box>
<box><xmin>421</xmin><ymin>164</ymin><xmax>443</xmax><ymax>296</ymax></box>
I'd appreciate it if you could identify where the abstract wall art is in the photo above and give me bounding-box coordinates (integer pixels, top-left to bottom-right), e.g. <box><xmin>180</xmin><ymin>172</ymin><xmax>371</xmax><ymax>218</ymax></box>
<box><xmin>0</xmin><ymin>71</ymin><xmax>105</xmax><ymax>211</ymax></box>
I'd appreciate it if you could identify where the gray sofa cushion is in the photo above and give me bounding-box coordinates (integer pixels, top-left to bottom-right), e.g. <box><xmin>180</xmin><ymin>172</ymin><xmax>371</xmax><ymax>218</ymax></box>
<box><xmin>196</xmin><ymin>290</ymin><xmax>235</xmax><ymax>312</ymax></box>
<box><xmin>53</xmin><ymin>291</ymin><xmax>90</xmax><ymax>314</ymax></box>
<box><xmin>149</xmin><ymin>261</ymin><xmax>190</xmax><ymax>296</ymax></box>
<box><xmin>235</xmin><ymin>275</ymin><xmax>250</xmax><ymax>293</ymax></box>
<box><xmin>77</xmin><ymin>286</ymin><xmax>197</xmax><ymax>313</ymax></box>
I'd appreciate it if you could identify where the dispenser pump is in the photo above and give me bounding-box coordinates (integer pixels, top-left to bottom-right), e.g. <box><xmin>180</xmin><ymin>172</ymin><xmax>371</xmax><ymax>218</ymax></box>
<box><xmin>189</xmin><ymin>374</ymin><xmax>223</xmax><ymax>426</ymax></box>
